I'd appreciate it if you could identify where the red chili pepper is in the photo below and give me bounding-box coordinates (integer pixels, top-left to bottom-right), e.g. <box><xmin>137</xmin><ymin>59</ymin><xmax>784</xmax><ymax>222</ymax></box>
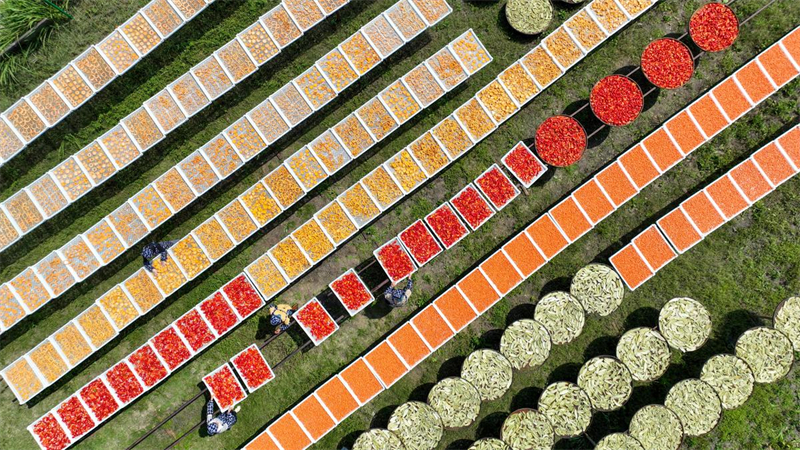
<box><xmin>590</xmin><ymin>76</ymin><xmax>643</xmax><ymax>127</ymax></box>
<box><xmin>222</xmin><ymin>275</ymin><xmax>263</xmax><ymax>318</ymax></box>
<box><xmin>175</xmin><ymin>310</ymin><xmax>215</xmax><ymax>351</ymax></box>
<box><xmin>641</xmin><ymin>38</ymin><xmax>695</xmax><ymax>89</ymax></box>
<box><xmin>331</xmin><ymin>272</ymin><xmax>373</xmax><ymax>312</ymax></box>
<box><xmin>57</xmin><ymin>396</ymin><xmax>95</xmax><ymax>438</ymax></box>
<box><xmin>535</xmin><ymin>116</ymin><xmax>587</xmax><ymax>167</ymax></box>
<box><xmin>204</xmin><ymin>366</ymin><xmax>245</xmax><ymax>410</ymax></box>
<box><xmin>504</xmin><ymin>143</ymin><xmax>544</xmax><ymax>185</ymax></box>
<box><xmin>128</xmin><ymin>345</ymin><xmax>167</xmax><ymax>388</ymax></box>
<box><xmin>296</xmin><ymin>300</ymin><xmax>337</xmax><ymax>341</ymax></box>
<box><xmin>33</xmin><ymin>414</ymin><xmax>71</xmax><ymax>450</ymax></box>
<box><xmin>231</xmin><ymin>347</ymin><xmax>274</xmax><ymax>390</ymax></box>
<box><xmin>426</xmin><ymin>205</ymin><xmax>469</xmax><ymax>248</ymax></box>
<box><xmin>399</xmin><ymin>221</ymin><xmax>442</xmax><ymax>265</ymax></box>
<box><xmin>451</xmin><ymin>186</ymin><xmax>494</xmax><ymax>229</ymax></box>
<box><xmin>376</xmin><ymin>241</ymin><xmax>416</xmax><ymax>281</ymax></box>
<box><xmin>106</xmin><ymin>362</ymin><xmax>143</xmax><ymax>404</ymax></box>
<box><xmin>690</xmin><ymin>3</ymin><xmax>739</xmax><ymax>52</ymax></box>
<box><xmin>79</xmin><ymin>379</ymin><xmax>118</xmax><ymax>422</ymax></box>
<box><xmin>152</xmin><ymin>327</ymin><xmax>191</xmax><ymax>370</ymax></box>
<box><xmin>476</xmin><ymin>167</ymin><xmax>517</xmax><ymax>209</ymax></box>
<box><xmin>200</xmin><ymin>292</ymin><xmax>239</xmax><ymax>335</ymax></box>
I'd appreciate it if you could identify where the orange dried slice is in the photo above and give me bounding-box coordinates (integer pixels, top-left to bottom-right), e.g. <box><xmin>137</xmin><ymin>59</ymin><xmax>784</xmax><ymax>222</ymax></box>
<box><xmin>609</xmin><ymin>245</ymin><xmax>653</xmax><ymax>290</ymax></box>
<box><xmin>340</xmin><ymin>358</ymin><xmax>383</xmax><ymax>404</ymax></box>
<box><xmin>681</xmin><ymin>192</ymin><xmax>724</xmax><ymax>234</ymax></box>
<box><xmin>364</xmin><ymin>342</ymin><xmax>407</xmax><ymax>388</ymax></box>
<box><xmin>595</xmin><ymin>162</ymin><xmax>637</xmax><ymax>207</ymax></box>
<box><xmin>688</xmin><ymin>95</ymin><xmax>729</xmax><ymax>139</ymax></box>
<box><xmin>550</xmin><ymin>197</ymin><xmax>591</xmax><ymax>242</ymax></box>
<box><xmin>572</xmin><ymin>179</ymin><xmax>614</xmax><ymax>224</ymax></box>
<box><xmin>657</xmin><ymin>208</ymin><xmax>702</xmax><ymax>253</ymax></box>
<box><xmin>244</xmin><ymin>432</ymin><xmax>280</xmax><ymax>450</ymax></box>
<box><xmin>632</xmin><ymin>226</ymin><xmax>676</xmax><ymax>272</ymax></box>
<box><xmin>315</xmin><ymin>376</ymin><xmax>359</xmax><ymax>421</ymax></box>
<box><xmin>730</xmin><ymin>159</ymin><xmax>772</xmax><ymax>202</ymax></box>
<box><xmin>705</xmin><ymin>175</ymin><xmax>749</xmax><ymax>220</ymax></box>
<box><xmin>388</xmin><ymin>324</ymin><xmax>430</xmax><ymax>367</ymax></box>
<box><xmin>433</xmin><ymin>287</ymin><xmax>476</xmax><ymax>332</ymax></box>
<box><xmin>526</xmin><ymin>214</ymin><xmax>568</xmax><ymax>259</ymax></box>
<box><xmin>642</xmin><ymin>128</ymin><xmax>682</xmax><ymax>171</ymax></box>
<box><xmin>480</xmin><ymin>251</ymin><xmax>521</xmax><ymax>295</ymax></box>
<box><xmin>292</xmin><ymin>395</ymin><xmax>334</xmax><ymax>441</ymax></box>
<box><xmin>735</xmin><ymin>61</ymin><xmax>774</xmax><ymax>104</ymax></box>
<box><xmin>268</xmin><ymin>413</ymin><xmax>311</xmax><ymax>450</ymax></box>
<box><xmin>502</xmin><ymin>233</ymin><xmax>544</xmax><ymax>277</ymax></box>
<box><xmin>457</xmin><ymin>269</ymin><xmax>500</xmax><ymax>313</ymax></box>
<box><xmin>711</xmin><ymin>78</ymin><xmax>751</xmax><ymax>121</ymax></box>
<box><xmin>665</xmin><ymin>111</ymin><xmax>705</xmax><ymax>154</ymax></box>
<box><xmin>778</xmin><ymin>127</ymin><xmax>800</xmax><ymax>167</ymax></box>
<box><xmin>411</xmin><ymin>305</ymin><xmax>453</xmax><ymax>350</ymax></box>
<box><xmin>753</xmin><ymin>142</ymin><xmax>794</xmax><ymax>186</ymax></box>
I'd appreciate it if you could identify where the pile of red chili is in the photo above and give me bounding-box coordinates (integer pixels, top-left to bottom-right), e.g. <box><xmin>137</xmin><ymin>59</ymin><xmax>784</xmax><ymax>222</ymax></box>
<box><xmin>690</xmin><ymin>3</ymin><xmax>739</xmax><ymax>52</ymax></box>
<box><xmin>535</xmin><ymin>115</ymin><xmax>587</xmax><ymax>166</ymax></box>
<box><xmin>590</xmin><ymin>75</ymin><xmax>643</xmax><ymax>127</ymax></box>
<box><xmin>641</xmin><ymin>38</ymin><xmax>695</xmax><ymax>89</ymax></box>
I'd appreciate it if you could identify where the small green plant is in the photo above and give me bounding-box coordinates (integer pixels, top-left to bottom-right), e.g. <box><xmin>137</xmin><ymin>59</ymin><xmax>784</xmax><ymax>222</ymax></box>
<box><xmin>0</xmin><ymin>0</ymin><xmax>71</xmax><ymax>89</ymax></box>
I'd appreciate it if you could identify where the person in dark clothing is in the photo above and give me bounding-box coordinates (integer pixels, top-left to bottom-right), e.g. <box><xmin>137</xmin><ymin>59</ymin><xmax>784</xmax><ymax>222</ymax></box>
<box><xmin>384</xmin><ymin>278</ymin><xmax>413</xmax><ymax>307</ymax></box>
<box><xmin>269</xmin><ymin>304</ymin><xmax>296</xmax><ymax>334</ymax></box>
<box><xmin>206</xmin><ymin>400</ymin><xmax>240</xmax><ymax>436</ymax></box>
<box><xmin>142</xmin><ymin>241</ymin><xmax>178</xmax><ymax>273</ymax></box>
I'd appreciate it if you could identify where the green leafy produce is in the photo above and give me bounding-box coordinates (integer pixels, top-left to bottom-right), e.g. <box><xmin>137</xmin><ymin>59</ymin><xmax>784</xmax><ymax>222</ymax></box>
<box><xmin>427</xmin><ymin>377</ymin><xmax>481</xmax><ymax>428</ymax></box>
<box><xmin>500</xmin><ymin>319</ymin><xmax>552</xmax><ymax>370</ymax></box>
<box><xmin>387</xmin><ymin>402</ymin><xmax>443</xmax><ymax>450</ymax></box>
<box><xmin>469</xmin><ymin>438</ymin><xmax>512</xmax><ymax>450</ymax></box>
<box><xmin>700</xmin><ymin>354</ymin><xmax>755</xmax><ymax>410</ymax></box>
<box><xmin>570</xmin><ymin>263</ymin><xmax>624</xmax><ymax>316</ymax></box>
<box><xmin>577</xmin><ymin>356</ymin><xmax>632</xmax><ymax>411</ymax></box>
<box><xmin>629</xmin><ymin>405</ymin><xmax>683</xmax><ymax>450</ymax></box>
<box><xmin>533</xmin><ymin>291</ymin><xmax>585</xmax><ymax>345</ymax></box>
<box><xmin>774</xmin><ymin>296</ymin><xmax>800</xmax><ymax>351</ymax></box>
<box><xmin>505</xmin><ymin>0</ymin><xmax>553</xmax><ymax>35</ymax></box>
<box><xmin>616</xmin><ymin>328</ymin><xmax>671</xmax><ymax>382</ymax></box>
<box><xmin>664</xmin><ymin>379</ymin><xmax>722</xmax><ymax>436</ymax></box>
<box><xmin>353</xmin><ymin>429</ymin><xmax>406</xmax><ymax>450</ymax></box>
<box><xmin>735</xmin><ymin>327</ymin><xmax>795</xmax><ymax>384</ymax></box>
<box><xmin>595</xmin><ymin>433</ymin><xmax>644</xmax><ymax>450</ymax></box>
<box><xmin>461</xmin><ymin>350</ymin><xmax>514</xmax><ymax>401</ymax></box>
<box><xmin>537</xmin><ymin>382</ymin><xmax>592</xmax><ymax>437</ymax></box>
<box><xmin>500</xmin><ymin>409</ymin><xmax>555</xmax><ymax>450</ymax></box>
<box><xmin>658</xmin><ymin>298</ymin><xmax>712</xmax><ymax>352</ymax></box>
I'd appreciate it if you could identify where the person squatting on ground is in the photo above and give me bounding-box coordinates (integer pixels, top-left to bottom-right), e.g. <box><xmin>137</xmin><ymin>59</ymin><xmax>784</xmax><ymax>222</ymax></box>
<box><xmin>269</xmin><ymin>303</ymin><xmax>296</xmax><ymax>334</ymax></box>
<box><xmin>206</xmin><ymin>400</ymin><xmax>240</xmax><ymax>436</ymax></box>
<box><xmin>142</xmin><ymin>241</ymin><xmax>178</xmax><ymax>274</ymax></box>
<box><xmin>384</xmin><ymin>278</ymin><xmax>413</xmax><ymax>307</ymax></box>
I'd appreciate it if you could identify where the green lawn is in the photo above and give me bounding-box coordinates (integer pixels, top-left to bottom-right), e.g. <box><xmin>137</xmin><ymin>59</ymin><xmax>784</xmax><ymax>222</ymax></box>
<box><xmin>0</xmin><ymin>0</ymin><xmax>798</xmax><ymax>449</ymax></box>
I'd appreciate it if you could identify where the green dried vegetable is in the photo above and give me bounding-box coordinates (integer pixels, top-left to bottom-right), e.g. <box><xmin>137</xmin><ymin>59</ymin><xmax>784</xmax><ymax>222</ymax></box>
<box><xmin>537</xmin><ymin>382</ymin><xmax>592</xmax><ymax>437</ymax></box>
<box><xmin>570</xmin><ymin>263</ymin><xmax>624</xmax><ymax>316</ymax></box>
<box><xmin>595</xmin><ymin>433</ymin><xmax>644</xmax><ymax>450</ymax></box>
<box><xmin>658</xmin><ymin>297</ymin><xmax>712</xmax><ymax>352</ymax></box>
<box><xmin>387</xmin><ymin>402</ymin><xmax>443</xmax><ymax>450</ymax></box>
<box><xmin>735</xmin><ymin>327</ymin><xmax>794</xmax><ymax>384</ymax></box>
<box><xmin>533</xmin><ymin>291</ymin><xmax>585</xmax><ymax>345</ymax></box>
<box><xmin>616</xmin><ymin>328</ymin><xmax>671</xmax><ymax>382</ymax></box>
<box><xmin>427</xmin><ymin>377</ymin><xmax>481</xmax><ymax>428</ymax></box>
<box><xmin>500</xmin><ymin>319</ymin><xmax>552</xmax><ymax>370</ymax></box>
<box><xmin>700</xmin><ymin>354</ymin><xmax>755</xmax><ymax>409</ymax></box>
<box><xmin>629</xmin><ymin>405</ymin><xmax>683</xmax><ymax>450</ymax></box>
<box><xmin>664</xmin><ymin>379</ymin><xmax>722</xmax><ymax>436</ymax></box>
<box><xmin>461</xmin><ymin>350</ymin><xmax>514</xmax><ymax>401</ymax></box>
<box><xmin>469</xmin><ymin>438</ymin><xmax>512</xmax><ymax>450</ymax></box>
<box><xmin>774</xmin><ymin>296</ymin><xmax>800</xmax><ymax>351</ymax></box>
<box><xmin>500</xmin><ymin>409</ymin><xmax>555</xmax><ymax>450</ymax></box>
<box><xmin>353</xmin><ymin>429</ymin><xmax>406</xmax><ymax>450</ymax></box>
<box><xmin>506</xmin><ymin>0</ymin><xmax>554</xmax><ymax>35</ymax></box>
<box><xmin>577</xmin><ymin>356</ymin><xmax>632</xmax><ymax>411</ymax></box>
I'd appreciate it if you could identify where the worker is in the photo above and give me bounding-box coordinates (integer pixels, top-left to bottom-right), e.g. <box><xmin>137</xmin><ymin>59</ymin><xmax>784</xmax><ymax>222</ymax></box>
<box><xmin>384</xmin><ymin>278</ymin><xmax>413</xmax><ymax>307</ymax></box>
<box><xmin>142</xmin><ymin>241</ymin><xmax>177</xmax><ymax>274</ymax></box>
<box><xmin>206</xmin><ymin>400</ymin><xmax>240</xmax><ymax>436</ymax></box>
<box><xmin>269</xmin><ymin>303</ymin><xmax>296</xmax><ymax>334</ymax></box>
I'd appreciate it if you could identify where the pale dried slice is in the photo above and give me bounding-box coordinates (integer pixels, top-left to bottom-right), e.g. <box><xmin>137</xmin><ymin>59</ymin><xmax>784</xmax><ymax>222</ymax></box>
<box><xmin>427</xmin><ymin>377</ymin><xmax>481</xmax><ymax>428</ymax></box>
<box><xmin>537</xmin><ymin>382</ymin><xmax>592</xmax><ymax>437</ymax></box>
<box><xmin>469</xmin><ymin>438</ymin><xmax>511</xmax><ymax>450</ymax></box>
<box><xmin>658</xmin><ymin>297</ymin><xmax>711</xmax><ymax>352</ymax></box>
<box><xmin>774</xmin><ymin>296</ymin><xmax>800</xmax><ymax>351</ymax></box>
<box><xmin>577</xmin><ymin>356</ymin><xmax>632</xmax><ymax>411</ymax></box>
<box><xmin>500</xmin><ymin>319</ymin><xmax>551</xmax><ymax>370</ymax></box>
<box><xmin>629</xmin><ymin>405</ymin><xmax>683</xmax><ymax>450</ymax></box>
<box><xmin>616</xmin><ymin>328</ymin><xmax>670</xmax><ymax>382</ymax></box>
<box><xmin>500</xmin><ymin>409</ymin><xmax>554</xmax><ymax>450</ymax></box>
<box><xmin>353</xmin><ymin>429</ymin><xmax>406</xmax><ymax>450</ymax></box>
<box><xmin>664</xmin><ymin>379</ymin><xmax>721</xmax><ymax>436</ymax></box>
<box><xmin>700</xmin><ymin>354</ymin><xmax>755</xmax><ymax>409</ymax></box>
<box><xmin>533</xmin><ymin>291</ymin><xmax>585</xmax><ymax>345</ymax></box>
<box><xmin>595</xmin><ymin>433</ymin><xmax>644</xmax><ymax>450</ymax></box>
<box><xmin>570</xmin><ymin>263</ymin><xmax>624</xmax><ymax>316</ymax></box>
<box><xmin>506</xmin><ymin>0</ymin><xmax>553</xmax><ymax>35</ymax></box>
<box><xmin>461</xmin><ymin>350</ymin><xmax>513</xmax><ymax>401</ymax></box>
<box><xmin>387</xmin><ymin>401</ymin><xmax>443</xmax><ymax>450</ymax></box>
<box><xmin>735</xmin><ymin>327</ymin><xmax>794</xmax><ymax>384</ymax></box>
